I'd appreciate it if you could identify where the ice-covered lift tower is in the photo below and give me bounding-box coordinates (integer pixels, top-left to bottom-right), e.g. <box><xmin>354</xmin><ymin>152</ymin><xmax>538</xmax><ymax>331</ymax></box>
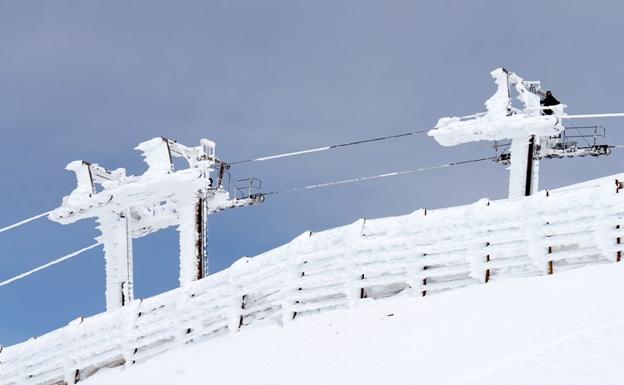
<box><xmin>428</xmin><ymin>68</ymin><xmax>565</xmax><ymax>199</ymax></box>
<box><xmin>49</xmin><ymin>137</ymin><xmax>263</xmax><ymax>311</ymax></box>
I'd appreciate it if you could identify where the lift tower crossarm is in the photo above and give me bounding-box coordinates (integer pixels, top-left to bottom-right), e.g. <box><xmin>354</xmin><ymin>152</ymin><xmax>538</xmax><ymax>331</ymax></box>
<box><xmin>428</xmin><ymin>68</ymin><xmax>563</xmax><ymax>199</ymax></box>
<box><xmin>429</xmin><ymin>68</ymin><xmax>624</xmax><ymax>199</ymax></box>
<box><xmin>48</xmin><ymin>137</ymin><xmax>263</xmax><ymax>311</ymax></box>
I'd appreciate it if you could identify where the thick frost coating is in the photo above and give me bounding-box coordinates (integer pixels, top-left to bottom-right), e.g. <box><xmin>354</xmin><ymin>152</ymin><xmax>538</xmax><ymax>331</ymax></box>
<box><xmin>428</xmin><ymin>68</ymin><xmax>564</xmax><ymax>199</ymax></box>
<box><xmin>97</xmin><ymin>211</ymin><xmax>133</xmax><ymax>310</ymax></box>
<box><xmin>428</xmin><ymin>68</ymin><xmax>562</xmax><ymax>146</ymax></box>
<box><xmin>431</xmin><ymin>114</ymin><xmax>559</xmax><ymax>146</ymax></box>
<box><xmin>484</xmin><ymin>68</ymin><xmax>511</xmax><ymax>116</ymax></box>
<box><xmin>507</xmin><ymin>138</ymin><xmax>531</xmax><ymax>199</ymax></box>
<box><xmin>177</xmin><ymin>190</ymin><xmax>202</xmax><ymax>285</ymax></box>
<box><xmin>82</xmin><ymin>263</ymin><xmax>624</xmax><ymax>385</ymax></box>
<box><xmin>135</xmin><ymin>138</ymin><xmax>173</xmax><ymax>177</ymax></box>
<box><xmin>4</xmin><ymin>172</ymin><xmax>624</xmax><ymax>385</ymax></box>
<box><xmin>47</xmin><ymin>137</ymin><xmax>259</xmax><ymax>312</ymax></box>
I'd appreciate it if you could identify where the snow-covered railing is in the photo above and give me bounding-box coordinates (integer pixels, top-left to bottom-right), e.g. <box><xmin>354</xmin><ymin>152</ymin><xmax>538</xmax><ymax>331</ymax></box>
<box><xmin>3</xmin><ymin>174</ymin><xmax>624</xmax><ymax>385</ymax></box>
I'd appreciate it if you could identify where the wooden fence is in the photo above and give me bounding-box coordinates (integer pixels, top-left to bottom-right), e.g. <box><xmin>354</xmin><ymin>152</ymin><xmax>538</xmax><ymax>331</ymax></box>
<box><xmin>2</xmin><ymin>176</ymin><xmax>623</xmax><ymax>385</ymax></box>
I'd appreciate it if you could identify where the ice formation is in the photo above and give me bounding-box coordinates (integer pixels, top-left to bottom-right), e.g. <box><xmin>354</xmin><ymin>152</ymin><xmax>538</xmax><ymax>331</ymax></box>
<box><xmin>81</xmin><ymin>262</ymin><xmax>624</xmax><ymax>385</ymax></box>
<box><xmin>48</xmin><ymin>137</ymin><xmax>262</xmax><ymax>311</ymax></box>
<box><xmin>427</xmin><ymin>68</ymin><xmax>568</xmax><ymax>199</ymax></box>
<box><xmin>3</xmin><ymin>171</ymin><xmax>624</xmax><ymax>384</ymax></box>
<box><xmin>428</xmin><ymin>68</ymin><xmax>563</xmax><ymax>146</ymax></box>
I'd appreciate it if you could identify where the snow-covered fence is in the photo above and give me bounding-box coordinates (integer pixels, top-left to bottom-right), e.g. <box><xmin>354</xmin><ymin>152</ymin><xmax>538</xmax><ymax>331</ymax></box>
<box><xmin>2</xmin><ymin>176</ymin><xmax>624</xmax><ymax>385</ymax></box>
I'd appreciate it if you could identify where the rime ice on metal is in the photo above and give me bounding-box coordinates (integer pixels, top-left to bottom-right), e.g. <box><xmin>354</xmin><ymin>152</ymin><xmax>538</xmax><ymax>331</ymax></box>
<box><xmin>428</xmin><ymin>68</ymin><xmax>568</xmax><ymax>199</ymax></box>
<box><xmin>6</xmin><ymin>170</ymin><xmax>624</xmax><ymax>385</ymax></box>
<box><xmin>49</xmin><ymin>137</ymin><xmax>263</xmax><ymax>311</ymax></box>
<box><xmin>428</xmin><ymin>68</ymin><xmax>563</xmax><ymax>146</ymax></box>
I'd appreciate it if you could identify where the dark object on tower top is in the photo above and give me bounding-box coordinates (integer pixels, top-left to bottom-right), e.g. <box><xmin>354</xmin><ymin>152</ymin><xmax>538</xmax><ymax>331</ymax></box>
<box><xmin>541</xmin><ymin>91</ymin><xmax>561</xmax><ymax>115</ymax></box>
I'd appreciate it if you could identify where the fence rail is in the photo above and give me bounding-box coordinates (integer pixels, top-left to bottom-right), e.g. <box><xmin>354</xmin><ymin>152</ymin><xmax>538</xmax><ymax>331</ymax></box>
<box><xmin>2</xmin><ymin>175</ymin><xmax>624</xmax><ymax>385</ymax></box>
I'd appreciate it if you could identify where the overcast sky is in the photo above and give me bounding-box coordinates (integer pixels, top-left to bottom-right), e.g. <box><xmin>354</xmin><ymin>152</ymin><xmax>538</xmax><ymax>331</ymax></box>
<box><xmin>2</xmin><ymin>0</ymin><xmax>624</xmax><ymax>345</ymax></box>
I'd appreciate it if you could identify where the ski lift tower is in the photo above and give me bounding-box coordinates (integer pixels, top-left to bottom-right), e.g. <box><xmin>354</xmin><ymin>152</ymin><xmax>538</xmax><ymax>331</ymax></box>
<box><xmin>49</xmin><ymin>137</ymin><xmax>264</xmax><ymax>311</ymax></box>
<box><xmin>428</xmin><ymin>68</ymin><xmax>612</xmax><ymax>198</ymax></box>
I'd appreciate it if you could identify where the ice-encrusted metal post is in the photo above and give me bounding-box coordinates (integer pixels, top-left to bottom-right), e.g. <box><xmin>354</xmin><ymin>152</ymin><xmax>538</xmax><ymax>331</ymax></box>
<box><xmin>49</xmin><ymin>137</ymin><xmax>263</xmax><ymax>311</ymax></box>
<box><xmin>428</xmin><ymin>68</ymin><xmax>561</xmax><ymax>200</ymax></box>
<box><xmin>98</xmin><ymin>210</ymin><xmax>134</xmax><ymax>311</ymax></box>
<box><xmin>177</xmin><ymin>192</ymin><xmax>207</xmax><ymax>285</ymax></box>
<box><xmin>508</xmin><ymin>135</ymin><xmax>539</xmax><ymax>199</ymax></box>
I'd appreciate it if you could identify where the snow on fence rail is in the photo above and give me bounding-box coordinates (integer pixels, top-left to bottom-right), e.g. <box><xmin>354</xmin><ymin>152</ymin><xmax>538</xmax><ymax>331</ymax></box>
<box><xmin>3</xmin><ymin>175</ymin><xmax>624</xmax><ymax>385</ymax></box>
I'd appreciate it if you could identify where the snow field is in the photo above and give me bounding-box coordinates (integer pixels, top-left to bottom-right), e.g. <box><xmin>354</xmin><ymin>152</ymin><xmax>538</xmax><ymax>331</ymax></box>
<box><xmin>85</xmin><ymin>262</ymin><xmax>624</xmax><ymax>385</ymax></box>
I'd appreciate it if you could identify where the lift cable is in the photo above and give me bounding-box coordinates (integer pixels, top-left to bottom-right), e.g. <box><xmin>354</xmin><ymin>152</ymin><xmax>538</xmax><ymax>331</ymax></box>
<box><xmin>2</xmin><ymin>141</ymin><xmax>621</xmax><ymax>237</ymax></box>
<box><xmin>261</xmin><ymin>156</ymin><xmax>496</xmax><ymax>196</ymax></box>
<box><xmin>229</xmin><ymin>114</ymin><xmax>624</xmax><ymax>167</ymax></box>
<box><xmin>1</xmin><ymin>135</ymin><xmax>621</xmax><ymax>236</ymax></box>
<box><xmin>0</xmin><ymin>157</ymin><xmax>496</xmax><ymax>288</ymax></box>
<box><xmin>0</xmin><ymin>210</ymin><xmax>53</xmax><ymax>235</ymax></box>
<box><xmin>230</xmin><ymin>129</ymin><xmax>428</xmax><ymax>165</ymax></box>
<box><xmin>562</xmin><ymin>113</ymin><xmax>624</xmax><ymax>119</ymax></box>
<box><xmin>2</xmin><ymin>121</ymin><xmax>621</xmax><ymax>235</ymax></box>
<box><xmin>0</xmin><ymin>242</ymin><xmax>102</xmax><ymax>288</ymax></box>
<box><xmin>1</xmin><ymin>148</ymin><xmax>619</xmax><ymax>286</ymax></box>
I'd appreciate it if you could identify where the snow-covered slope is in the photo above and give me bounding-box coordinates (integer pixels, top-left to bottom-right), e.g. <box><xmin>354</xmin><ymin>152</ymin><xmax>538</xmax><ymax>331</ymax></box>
<box><xmin>3</xmin><ymin>172</ymin><xmax>624</xmax><ymax>385</ymax></box>
<box><xmin>83</xmin><ymin>262</ymin><xmax>624</xmax><ymax>385</ymax></box>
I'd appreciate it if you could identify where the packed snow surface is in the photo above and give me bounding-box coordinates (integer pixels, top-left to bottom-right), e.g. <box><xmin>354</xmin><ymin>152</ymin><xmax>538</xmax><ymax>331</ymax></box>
<box><xmin>82</xmin><ymin>262</ymin><xmax>624</xmax><ymax>385</ymax></box>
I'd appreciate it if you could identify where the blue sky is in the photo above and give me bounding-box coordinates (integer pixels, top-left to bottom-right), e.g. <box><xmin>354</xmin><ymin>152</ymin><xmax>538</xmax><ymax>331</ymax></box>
<box><xmin>1</xmin><ymin>0</ymin><xmax>624</xmax><ymax>345</ymax></box>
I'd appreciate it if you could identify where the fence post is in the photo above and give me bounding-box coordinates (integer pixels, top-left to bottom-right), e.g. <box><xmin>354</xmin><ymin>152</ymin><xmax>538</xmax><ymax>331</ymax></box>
<box><xmin>485</xmin><ymin>243</ymin><xmax>491</xmax><ymax>283</ymax></box>
<box><xmin>617</xmin><ymin>225</ymin><xmax>622</xmax><ymax>262</ymax></box>
<box><xmin>420</xmin><ymin>209</ymin><xmax>428</xmax><ymax>297</ymax></box>
<box><xmin>238</xmin><ymin>294</ymin><xmax>248</xmax><ymax>329</ymax></box>
<box><xmin>123</xmin><ymin>299</ymin><xmax>142</xmax><ymax>366</ymax></box>
<box><xmin>421</xmin><ymin>262</ymin><xmax>428</xmax><ymax>297</ymax></box>
<box><xmin>484</xmin><ymin>201</ymin><xmax>492</xmax><ymax>283</ymax></box>
<box><xmin>62</xmin><ymin>317</ymin><xmax>82</xmax><ymax>385</ymax></box>
<box><xmin>545</xmin><ymin>191</ymin><xmax>554</xmax><ymax>275</ymax></box>
<box><xmin>526</xmin><ymin>190</ymin><xmax>552</xmax><ymax>275</ymax></box>
<box><xmin>340</xmin><ymin>220</ymin><xmax>367</xmax><ymax>307</ymax></box>
<box><xmin>616</xmin><ymin>181</ymin><xmax>622</xmax><ymax>262</ymax></box>
<box><xmin>467</xmin><ymin>200</ymin><xmax>491</xmax><ymax>284</ymax></box>
<box><xmin>226</xmin><ymin>266</ymin><xmax>245</xmax><ymax>334</ymax></box>
<box><xmin>278</xmin><ymin>234</ymin><xmax>310</xmax><ymax>323</ymax></box>
<box><xmin>174</xmin><ymin>283</ymin><xmax>197</xmax><ymax>346</ymax></box>
<box><xmin>359</xmin><ymin>274</ymin><xmax>366</xmax><ymax>299</ymax></box>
